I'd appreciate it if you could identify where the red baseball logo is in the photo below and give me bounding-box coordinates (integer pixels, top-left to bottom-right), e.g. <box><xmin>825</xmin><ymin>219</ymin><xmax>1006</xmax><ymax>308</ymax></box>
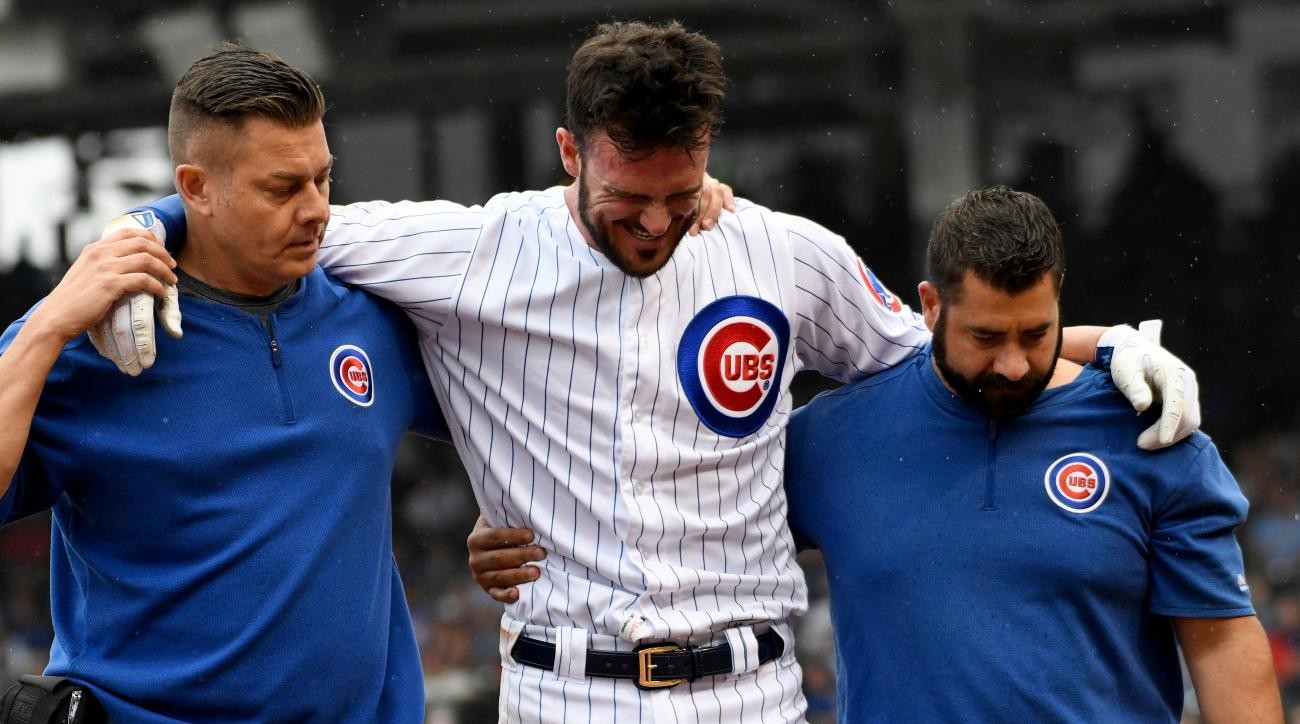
<box><xmin>329</xmin><ymin>344</ymin><xmax>375</xmax><ymax>407</ymax></box>
<box><xmin>340</xmin><ymin>356</ymin><xmax>370</xmax><ymax>395</ymax></box>
<box><xmin>1044</xmin><ymin>452</ymin><xmax>1110</xmax><ymax>514</ymax></box>
<box><xmin>1057</xmin><ymin>462</ymin><xmax>1098</xmax><ymax>501</ymax></box>
<box><xmin>698</xmin><ymin>318</ymin><xmax>779</xmax><ymax>417</ymax></box>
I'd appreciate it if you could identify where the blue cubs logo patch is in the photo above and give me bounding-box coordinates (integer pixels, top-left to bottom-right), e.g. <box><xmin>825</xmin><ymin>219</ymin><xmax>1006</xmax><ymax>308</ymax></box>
<box><xmin>1044</xmin><ymin>452</ymin><xmax>1110</xmax><ymax>514</ymax></box>
<box><xmin>856</xmin><ymin>258</ymin><xmax>903</xmax><ymax>314</ymax></box>
<box><xmin>330</xmin><ymin>345</ymin><xmax>374</xmax><ymax>407</ymax></box>
<box><xmin>678</xmin><ymin>296</ymin><xmax>790</xmax><ymax>438</ymax></box>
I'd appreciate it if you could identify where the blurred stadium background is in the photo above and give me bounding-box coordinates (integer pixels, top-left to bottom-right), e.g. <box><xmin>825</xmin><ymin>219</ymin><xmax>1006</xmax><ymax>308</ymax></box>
<box><xmin>0</xmin><ymin>0</ymin><xmax>1297</xmax><ymax>721</ymax></box>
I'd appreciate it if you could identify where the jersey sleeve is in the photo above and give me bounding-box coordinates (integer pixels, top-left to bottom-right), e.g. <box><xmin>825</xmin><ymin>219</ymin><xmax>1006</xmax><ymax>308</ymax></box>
<box><xmin>0</xmin><ymin>316</ymin><xmax>71</xmax><ymax>526</ymax></box>
<box><xmin>1147</xmin><ymin>438</ymin><xmax>1255</xmax><ymax>617</ymax></box>
<box><xmin>786</xmin><ymin>216</ymin><xmax>931</xmax><ymax>382</ymax></box>
<box><xmin>320</xmin><ymin>199</ymin><xmax>494</xmax><ymax>330</ymax></box>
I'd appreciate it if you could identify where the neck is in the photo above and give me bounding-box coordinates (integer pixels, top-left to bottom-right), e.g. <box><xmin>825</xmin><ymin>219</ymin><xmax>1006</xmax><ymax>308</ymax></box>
<box><xmin>177</xmin><ymin>230</ymin><xmax>278</xmax><ymax>296</ymax></box>
<box><xmin>1046</xmin><ymin>359</ymin><xmax>1083</xmax><ymax>388</ymax></box>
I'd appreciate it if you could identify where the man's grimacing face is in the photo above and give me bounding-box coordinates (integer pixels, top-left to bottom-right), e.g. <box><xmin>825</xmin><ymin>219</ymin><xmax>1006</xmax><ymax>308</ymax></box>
<box><xmin>925</xmin><ymin>270</ymin><xmax>1063</xmax><ymax>421</ymax></box>
<box><xmin>562</xmin><ymin>129</ymin><xmax>704</xmax><ymax>277</ymax></box>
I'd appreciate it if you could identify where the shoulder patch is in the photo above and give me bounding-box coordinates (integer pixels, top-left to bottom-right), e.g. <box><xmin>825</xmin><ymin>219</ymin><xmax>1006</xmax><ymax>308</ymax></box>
<box><xmin>856</xmin><ymin>258</ymin><xmax>903</xmax><ymax>314</ymax></box>
<box><xmin>1044</xmin><ymin>452</ymin><xmax>1110</xmax><ymax>514</ymax></box>
<box><xmin>330</xmin><ymin>344</ymin><xmax>375</xmax><ymax>407</ymax></box>
<box><xmin>677</xmin><ymin>296</ymin><xmax>790</xmax><ymax>438</ymax></box>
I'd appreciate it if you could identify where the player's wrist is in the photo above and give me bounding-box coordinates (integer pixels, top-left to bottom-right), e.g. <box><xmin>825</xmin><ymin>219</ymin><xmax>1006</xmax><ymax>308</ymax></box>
<box><xmin>23</xmin><ymin>304</ymin><xmax>84</xmax><ymax>349</ymax></box>
<box><xmin>1095</xmin><ymin>324</ymin><xmax>1139</xmax><ymax>369</ymax></box>
<box><xmin>6</xmin><ymin>314</ymin><xmax>73</xmax><ymax>375</ymax></box>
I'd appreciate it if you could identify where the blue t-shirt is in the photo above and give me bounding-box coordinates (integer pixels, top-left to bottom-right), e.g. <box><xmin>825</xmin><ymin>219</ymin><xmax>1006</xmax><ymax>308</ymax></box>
<box><xmin>1</xmin><ymin>267</ymin><xmax>446</xmax><ymax>723</ymax></box>
<box><xmin>785</xmin><ymin>349</ymin><xmax>1252</xmax><ymax>723</ymax></box>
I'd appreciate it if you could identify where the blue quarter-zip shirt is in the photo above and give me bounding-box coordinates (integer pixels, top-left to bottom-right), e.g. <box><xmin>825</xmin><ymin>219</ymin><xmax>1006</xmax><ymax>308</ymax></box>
<box><xmin>1</xmin><ymin>266</ymin><xmax>445</xmax><ymax>722</ymax></box>
<box><xmin>785</xmin><ymin>347</ymin><xmax>1252</xmax><ymax>723</ymax></box>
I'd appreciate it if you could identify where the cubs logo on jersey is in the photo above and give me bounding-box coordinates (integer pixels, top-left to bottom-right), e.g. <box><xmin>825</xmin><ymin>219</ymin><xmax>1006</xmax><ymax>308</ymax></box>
<box><xmin>1044</xmin><ymin>452</ymin><xmax>1110</xmax><ymax>513</ymax></box>
<box><xmin>856</xmin><ymin>258</ymin><xmax>903</xmax><ymax>314</ymax></box>
<box><xmin>330</xmin><ymin>344</ymin><xmax>374</xmax><ymax>407</ymax></box>
<box><xmin>677</xmin><ymin>296</ymin><xmax>790</xmax><ymax>438</ymax></box>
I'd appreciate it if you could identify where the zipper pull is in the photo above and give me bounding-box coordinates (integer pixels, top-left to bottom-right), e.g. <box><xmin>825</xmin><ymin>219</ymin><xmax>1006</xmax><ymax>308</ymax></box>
<box><xmin>266</xmin><ymin>317</ymin><xmax>283</xmax><ymax>368</ymax></box>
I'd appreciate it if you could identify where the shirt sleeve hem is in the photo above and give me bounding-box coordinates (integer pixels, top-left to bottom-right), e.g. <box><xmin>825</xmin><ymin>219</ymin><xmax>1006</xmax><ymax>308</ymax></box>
<box><xmin>1147</xmin><ymin>604</ymin><xmax>1255</xmax><ymax>618</ymax></box>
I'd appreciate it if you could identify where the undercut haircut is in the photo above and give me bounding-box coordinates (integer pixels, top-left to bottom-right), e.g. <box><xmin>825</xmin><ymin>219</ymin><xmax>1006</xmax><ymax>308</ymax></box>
<box><xmin>926</xmin><ymin>185</ymin><xmax>1065</xmax><ymax>302</ymax></box>
<box><xmin>168</xmin><ymin>42</ymin><xmax>326</xmax><ymax>166</ymax></box>
<box><xmin>566</xmin><ymin>20</ymin><xmax>726</xmax><ymax>157</ymax></box>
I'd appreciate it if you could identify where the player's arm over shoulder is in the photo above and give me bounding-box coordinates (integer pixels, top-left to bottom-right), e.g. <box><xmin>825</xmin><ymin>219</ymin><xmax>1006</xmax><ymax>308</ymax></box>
<box><xmin>775</xmin><ymin>210</ymin><xmax>930</xmax><ymax>383</ymax></box>
<box><xmin>322</xmin><ymin>188</ymin><xmax>536</xmax><ymax>259</ymax></box>
<box><xmin>319</xmin><ymin>196</ymin><xmax>513</xmax><ymax>323</ymax></box>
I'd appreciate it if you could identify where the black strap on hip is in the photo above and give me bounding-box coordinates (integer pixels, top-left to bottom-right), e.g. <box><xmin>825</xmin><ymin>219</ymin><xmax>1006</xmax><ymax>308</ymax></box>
<box><xmin>0</xmin><ymin>676</ymin><xmax>106</xmax><ymax>724</ymax></box>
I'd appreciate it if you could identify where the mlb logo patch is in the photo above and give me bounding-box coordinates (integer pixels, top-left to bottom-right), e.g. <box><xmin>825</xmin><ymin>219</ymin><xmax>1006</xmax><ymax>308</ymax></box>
<box><xmin>1044</xmin><ymin>452</ymin><xmax>1110</xmax><ymax>514</ymax></box>
<box><xmin>330</xmin><ymin>345</ymin><xmax>374</xmax><ymax>407</ymax></box>
<box><xmin>678</xmin><ymin>296</ymin><xmax>790</xmax><ymax>438</ymax></box>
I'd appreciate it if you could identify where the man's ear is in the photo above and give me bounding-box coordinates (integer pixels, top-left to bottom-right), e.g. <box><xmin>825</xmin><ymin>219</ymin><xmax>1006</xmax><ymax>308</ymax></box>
<box><xmin>918</xmin><ymin>281</ymin><xmax>941</xmax><ymax>333</ymax></box>
<box><xmin>175</xmin><ymin>164</ymin><xmax>215</xmax><ymax>217</ymax></box>
<box><xmin>556</xmin><ymin>128</ymin><xmax>581</xmax><ymax>180</ymax></box>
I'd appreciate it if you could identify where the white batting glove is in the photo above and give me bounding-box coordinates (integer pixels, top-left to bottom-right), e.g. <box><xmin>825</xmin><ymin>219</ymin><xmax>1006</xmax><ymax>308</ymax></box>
<box><xmin>1097</xmin><ymin>320</ymin><xmax>1201</xmax><ymax>450</ymax></box>
<box><xmin>87</xmin><ymin>207</ymin><xmax>184</xmax><ymax>376</ymax></box>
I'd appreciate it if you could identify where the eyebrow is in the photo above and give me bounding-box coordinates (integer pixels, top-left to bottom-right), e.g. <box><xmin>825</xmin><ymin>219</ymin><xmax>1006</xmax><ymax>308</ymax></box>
<box><xmin>967</xmin><ymin>321</ymin><xmax>1054</xmax><ymax>336</ymax></box>
<box><xmin>268</xmin><ymin>156</ymin><xmax>336</xmax><ymax>182</ymax></box>
<box><xmin>602</xmin><ymin>182</ymin><xmax>703</xmax><ymax>199</ymax></box>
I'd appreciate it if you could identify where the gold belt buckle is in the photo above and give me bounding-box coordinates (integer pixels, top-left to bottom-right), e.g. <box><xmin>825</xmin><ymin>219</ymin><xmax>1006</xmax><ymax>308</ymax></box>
<box><xmin>636</xmin><ymin>644</ymin><xmax>684</xmax><ymax>689</ymax></box>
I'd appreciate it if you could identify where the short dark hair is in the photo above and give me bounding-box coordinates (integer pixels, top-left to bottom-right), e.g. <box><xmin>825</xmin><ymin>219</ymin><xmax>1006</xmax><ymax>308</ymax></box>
<box><xmin>168</xmin><ymin>42</ymin><xmax>326</xmax><ymax>165</ymax></box>
<box><xmin>926</xmin><ymin>185</ymin><xmax>1065</xmax><ymax>302</ymax></box>
<box><xmin>565</xmin><ymin>21</ymin><xmax>726</xmax><ymax>157</ymax></box>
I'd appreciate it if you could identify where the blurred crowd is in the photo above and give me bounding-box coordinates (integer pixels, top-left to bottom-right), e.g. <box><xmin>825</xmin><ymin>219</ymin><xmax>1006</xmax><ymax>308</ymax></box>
<box><xmin>1239</xmin><ymin>433</ymin><xmax>1300</xmax><ymax>722</ymax></box>
<box><xmin>0</xmin><ymin>112</ymin><xmax>1297</xmax><ymax>722</ymax></box>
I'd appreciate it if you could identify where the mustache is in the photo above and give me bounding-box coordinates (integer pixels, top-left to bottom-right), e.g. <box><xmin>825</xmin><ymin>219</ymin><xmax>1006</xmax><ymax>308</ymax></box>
<box><xmin>973</xmin><ymin>374</ymin><xmax>1040</xmax><ymax>393</ymax></box>
<box><xmin>624</xmin><ymin>208</ymin><xmax>699</xmax><ymax>236</ymax></box>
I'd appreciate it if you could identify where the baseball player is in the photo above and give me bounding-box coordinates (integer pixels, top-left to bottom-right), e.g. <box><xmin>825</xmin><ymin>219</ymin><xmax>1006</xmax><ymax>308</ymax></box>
<box><xmin>783</xmin><ymin>187</ymin><xmax>1281</xmax><ymax>722</ymax></box>
<box><xmin>97</xmin><ymin>23</ymin><xmax>1198</xmax><ymax>722</ymax></box>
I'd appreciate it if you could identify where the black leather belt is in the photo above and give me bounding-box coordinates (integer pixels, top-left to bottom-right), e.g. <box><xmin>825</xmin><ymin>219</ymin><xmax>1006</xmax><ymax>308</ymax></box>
<box><xmin>510</xmin><ymin>629</ymin><xmax>784</xmax><ymax>690</ymax></box>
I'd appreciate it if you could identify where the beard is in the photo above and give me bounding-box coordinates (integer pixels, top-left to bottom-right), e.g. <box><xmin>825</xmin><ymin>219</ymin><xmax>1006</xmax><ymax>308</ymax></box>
<box><xmin>932</xmin><ymin>310</ymin><xmax>1062</xmax><ymax>421</ymax></box>
<box><xmin>576</xmin><ymin>170</ymin><xmax>697</xmax><ymax>278</ymax></box>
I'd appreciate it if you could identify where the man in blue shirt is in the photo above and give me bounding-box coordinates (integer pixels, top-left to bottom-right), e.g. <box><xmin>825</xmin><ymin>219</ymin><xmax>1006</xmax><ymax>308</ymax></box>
<box><xmin>784</xmin><ymin>186</ymin><xmax>1282</xmax><ymax>722</ymax></box>
<box><xmin>0</xmin><ymin>45</ymin><xmax>445</xmax><ymax>722</ymax></box>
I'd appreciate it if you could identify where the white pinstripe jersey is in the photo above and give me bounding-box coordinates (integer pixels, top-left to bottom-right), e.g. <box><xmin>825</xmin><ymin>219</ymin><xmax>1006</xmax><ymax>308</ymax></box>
<box><xmin>319</xmin><ymin>185</ymin><xmax>930</xmax><ymax>643</ymax></box>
